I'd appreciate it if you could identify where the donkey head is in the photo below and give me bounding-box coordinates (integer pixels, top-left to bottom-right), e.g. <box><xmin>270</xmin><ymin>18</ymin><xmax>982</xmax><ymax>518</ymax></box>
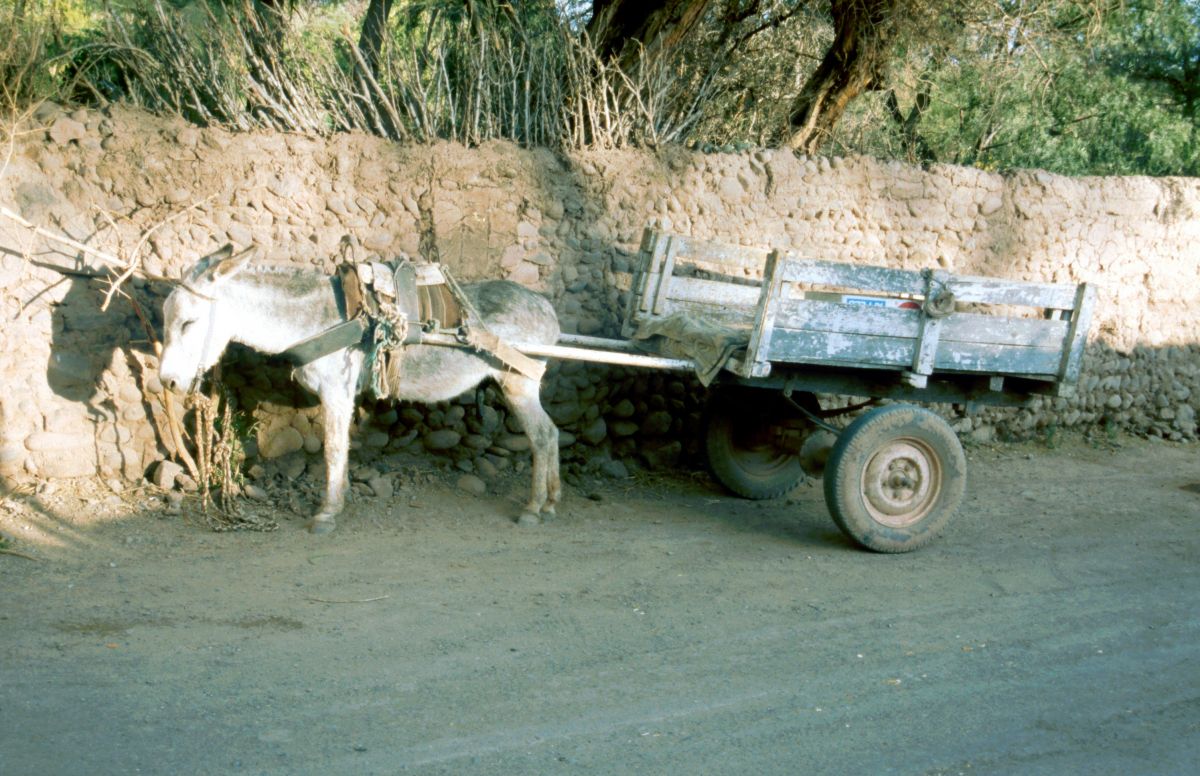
<box><xmin>158</xmin><ymin>244</ymin><xmax>257</xmax><ymax>392</ymax></box>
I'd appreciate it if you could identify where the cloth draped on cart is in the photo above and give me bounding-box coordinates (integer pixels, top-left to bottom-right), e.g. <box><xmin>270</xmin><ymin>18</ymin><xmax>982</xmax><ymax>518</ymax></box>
<box><xmin>630</xmin><ymin>312</ymin><xmax>749</xmax><ymax>386</ymax></box>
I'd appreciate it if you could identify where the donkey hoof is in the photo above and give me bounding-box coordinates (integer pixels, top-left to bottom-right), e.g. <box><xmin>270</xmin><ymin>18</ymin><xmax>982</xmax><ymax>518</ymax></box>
<box><xmin>306</xmin><ymin>517</ymin><xmax>336</xmax><ymax>535</ymax></box>
<box><xmin>517</xmin><ymin>511</ymin><xmax>540</xmax><ymax>527</ymax></box>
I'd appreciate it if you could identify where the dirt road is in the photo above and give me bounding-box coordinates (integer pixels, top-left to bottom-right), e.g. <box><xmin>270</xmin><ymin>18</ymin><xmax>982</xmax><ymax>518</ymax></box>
<box><xmin>2</xmin><ymin>437</ymin><xmax>1198</xmax><ymax>775</ymax></box>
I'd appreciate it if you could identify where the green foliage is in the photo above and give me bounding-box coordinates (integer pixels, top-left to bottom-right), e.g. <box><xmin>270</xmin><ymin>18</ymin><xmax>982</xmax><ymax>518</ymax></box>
<box><xmin>3</xmin><ymin>0</ymin><xmax>1197</xmax><ymax>175</ymax></box>
<box><xmin>832</xmin><ymin>0</ymin><xmax>1200</xmax><ymax>175</ymax></box>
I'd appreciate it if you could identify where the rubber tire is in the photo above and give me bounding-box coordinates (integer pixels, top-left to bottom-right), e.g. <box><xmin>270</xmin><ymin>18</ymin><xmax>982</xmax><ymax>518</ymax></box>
<box><xmin>823</xmin><ymin>404</ymin><xmax>966</xmax><ymax>553</ymax></box>
<box><xmin>705</xmin><ymin>389</ymin><xmax>807</xmax><ymax>500</ymax></box>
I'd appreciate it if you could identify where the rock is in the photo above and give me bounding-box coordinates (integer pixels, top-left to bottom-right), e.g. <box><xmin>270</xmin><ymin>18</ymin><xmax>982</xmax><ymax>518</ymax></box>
<box><xmin>610</xmin><ymin>420</ymin><xmax>639</xmax><ymax>437</ymax></box>
<box><xmin>153</xmin><ymin>460</ymin><xmax>184</xmax><ymax>490</ymax></box>
<box><xmin>457</xmin><ymin>474</ymin><xmax>487</xmax><ymax>496</ymax></box>
<box><xmin>611</xmin><ymin>399</ymin><xmax>636</xmax><ymax>418</ymax></box>
<box><xmin>226</xmin><ymin>223</ymin><xmax>253</xmax><ymax>246</ymax></box>
<box><xmin>368</xmin><ymin>476</ymin><xmax>394</xmax><ymax>500</ymax></box>
<box><xmin>48</xmin><ymin>117</ymin><xmax>86</xmax><ymax>145</ymax></box>
<box><xmin>364</xmin><ymin>431</ymin><xmax>390</xmax><ymax>448</ymax></box>
<box><xmin>352</xmin><ymin>466</ymin><xmax>381</xmax><ymax>483</ymax></box>
<box><xmin>261</xmin><ymin>427</ymin><xmax>304</xmax><ymax>459</ymax></box>
<box><xmin>496</xmin><ymin>434</ymin><xmax>530</xmax><ymax>452</ymax></box>
<box><xmin>600</xmin><ymin>459</ymin><xmax>629</xmax><ymax>479</ymax></box>
<box><xmin>243</xmin><ymin>483</ymin><xmax>270</xmax><ymax>501</ymax></box>
<box><xmin>549</xmin><ymin>400</ymin><xmax>585</xmax><ymax>425</ymax></box>
<box><xmin>641</xmin><ymin>441</ymin><xmax>681</xmax><ymax>469</ymax></box>
<box><xmin>363</xmin><ymin>231</ymin><xmax>394</xmax><ymax>252</ymax></box>
<box><xmin>507</xmin><ymin>263</ymin><xmax>540</xmax><ymax>285</ymax></box>
<box><xmin>475</xmin><ymin>457</ymin><xmax>499</xmax><ymax>480</ymax></box>
<box><xmin>462</xmin><ymin>433</ymin><xmax>490</xmax><ymax>451</ymax></box>
<box><xmin>24</xmin><ymin>431</ymin><xmax>93</xmax><ymax>452</ymax></box>
<box><xmin>0</xmin><ymin>444</ymin><xmax>25</xmax><ymax>472</ymax></box>
<box><xmin>478</xmin><ymin>405</ymin><xmax>501</xmax><ymax>435</ymax></box>
<box><xmin>424</xmin><ymin>429</ymin><xmax>462</xmax><ymax>451</ymax></box>
<box><xmin>979</xmin><ymin>194</ymin><xmax>1004</xmax><ymax>216</ymax></box>
<box><xmin>640</xmin><ymin>410</ymin><xmax>673</xmax><ymax>436</ymax></box>
<box><xmin>37</xmin><ymin>454</ymin><xmax>98</xmax><ymax>479</ymax></box>
<box><xmin>33</xmin><ymin>101</ymin><xmax>64</xmax><ymax>123</ymax></box>
<box><xmin>177</xmin><ymin>474</ymin><xmax>199</xmax><ymax>493</ymax></box>
<box><xmin>282</xmin><ymin>456</ymin><xmax>307</xmax><ymax>481</ymax></box>
<box><xmin>969</xmin><ymin>425</ymin><xmax>995</xmax><ymax>444</ymax></box>
<box><xmin>580</xmin><ymin>417</ymin><xmax>607</xmax><ymax>446</ymax></box>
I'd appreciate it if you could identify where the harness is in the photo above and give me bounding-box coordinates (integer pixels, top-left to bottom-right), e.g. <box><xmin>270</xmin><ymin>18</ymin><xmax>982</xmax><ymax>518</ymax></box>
<box><xmin>280</xmin><ymin>258</ymin><xmax>545</xmax><ymax>396</ymax></box>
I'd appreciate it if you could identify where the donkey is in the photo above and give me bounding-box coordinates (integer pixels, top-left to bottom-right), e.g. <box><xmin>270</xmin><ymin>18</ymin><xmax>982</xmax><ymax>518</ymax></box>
<box><xmin>157</xmin><ymin>245</ymin><xmax>561</xmax><ymax>534</ymax></box>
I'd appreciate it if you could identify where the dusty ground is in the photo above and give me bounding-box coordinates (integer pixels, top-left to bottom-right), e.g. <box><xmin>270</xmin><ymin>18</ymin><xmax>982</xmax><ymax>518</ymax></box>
<box><xmin>1</xmin><ymin>435</ymin><xmax>1198</xmax><ymax>775</ymax></box>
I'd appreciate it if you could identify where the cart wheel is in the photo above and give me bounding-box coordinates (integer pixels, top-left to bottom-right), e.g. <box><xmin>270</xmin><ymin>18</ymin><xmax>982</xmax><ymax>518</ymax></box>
<box><xmin>824</xmin><ymin>404</ymin><xmax>966</xmax><ymax>553</ymax></box>
<box><xmin>705</xmin><ymin>389</ymin><xmax>809</xmax><ymax>500</ymax></box>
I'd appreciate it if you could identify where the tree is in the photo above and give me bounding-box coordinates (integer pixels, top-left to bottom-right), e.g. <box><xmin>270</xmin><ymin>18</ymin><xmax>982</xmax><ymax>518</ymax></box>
<box><xmin>358</xmin><ymin>0</ymin><xmax>396</xmax><ymax>79</ymax></box>
<box><xmin>785</xmin><ymin>0</ymin><xmax>901</xmax><ymax>153</ymax></box>
<box><xmin>1107</xmin><ymin>0</ymin><xmax>1200</xmax><ymax>141</ymax></box>
<box><xmin>587</xmin><ymin>0</ymin><xmax>717</xmax><ymax>67</ymax></box>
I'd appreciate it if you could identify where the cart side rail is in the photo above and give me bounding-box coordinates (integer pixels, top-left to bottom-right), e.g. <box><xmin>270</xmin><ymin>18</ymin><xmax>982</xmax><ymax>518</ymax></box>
<box><xmin>624</xmin><ymin>229</ymin><xmax>769</xmax><ymax>337</ymax></box>
<box><xmin>743</xmin><ymin>251</ymin><xmax>1095</xmax><ymax>388</ymax></box>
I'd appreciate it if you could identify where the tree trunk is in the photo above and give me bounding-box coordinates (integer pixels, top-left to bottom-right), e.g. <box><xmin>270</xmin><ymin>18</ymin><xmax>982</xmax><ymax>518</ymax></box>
<box><xmin>358</xmin><ymin>0</ymin><xmax>395</xmax><ymax>79</ymax></box>
<box><xmin>787</xmin><ymin>0</ymin><xmax>898</xmax><ymax>154</ymax></box>
<box><xmin>588</xmin><ymin>0</ymin><xmax>715</xmax><ymax>67</ymax></box>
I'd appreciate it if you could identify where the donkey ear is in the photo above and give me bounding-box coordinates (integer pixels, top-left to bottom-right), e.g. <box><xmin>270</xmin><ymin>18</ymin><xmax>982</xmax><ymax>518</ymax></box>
<box><xmin>188</xmin><ymin>244</ymin><xmax>257</xmax><ymax>285</ymax></box>
<box><xmin>210</xmin><ymin>245</ymin><xmax>258</xmax><ymax>283</ymax></box>
<box><xmin>185</xmin><ymin>244</ymin><xmax>235</xmax><ymax>283</ymax></box>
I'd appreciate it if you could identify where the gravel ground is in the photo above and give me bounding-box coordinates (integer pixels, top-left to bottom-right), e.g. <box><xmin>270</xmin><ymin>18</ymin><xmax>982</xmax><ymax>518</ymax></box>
<box><xmin>2</xmin><ymin>436</ymin><xmax>1197</xmax><ymax>775</ymax></box>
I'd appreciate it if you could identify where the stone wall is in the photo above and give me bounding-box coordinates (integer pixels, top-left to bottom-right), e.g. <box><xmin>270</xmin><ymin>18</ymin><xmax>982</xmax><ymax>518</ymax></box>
<box><xmin>1</xmin><ymin>105</ymin><xmax>1197</xmax><ymax>487</ymax></box>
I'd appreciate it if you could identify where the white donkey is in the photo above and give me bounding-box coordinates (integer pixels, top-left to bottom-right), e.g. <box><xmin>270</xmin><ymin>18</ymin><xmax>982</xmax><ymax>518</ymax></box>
<box><xmin>158</xmin><ymin>245</ymin><xmax>561</xmax><ymax>534</ymax></box>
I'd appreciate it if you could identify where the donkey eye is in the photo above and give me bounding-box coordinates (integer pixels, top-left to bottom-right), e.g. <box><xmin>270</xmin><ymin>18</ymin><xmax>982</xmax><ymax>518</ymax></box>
<box><xmin>180</xmin><ymin>320</ymin><xmax>195</xmax><ymax>334</ymax></box>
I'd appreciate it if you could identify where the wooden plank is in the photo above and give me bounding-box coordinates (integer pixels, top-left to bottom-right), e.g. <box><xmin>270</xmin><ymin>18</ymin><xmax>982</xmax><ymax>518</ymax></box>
<box><xmin>777</xmin><ymin>257</ymin><xmax>928</xmax><ymax>295</ymax></box>
<box><xmin>766</xmin><ymin>329</ymin><xmax>1061</xmax><ymax>376</ymax></box>
<box><xmin>933</xmin><ymin>342</ymin><xmax>1061</xmax><ymax>375</ymax></box>
<box><xmin>777</xmin><ymin>255</ymin><xmax>1080</xmax><ymax>309</ymax></box>
<box><xmin>653</xmin><ymin>299</ymin><xmax>756</xmax><ymax>329</ymax></box>
<box><xmin>670</xmin><ymin>234</ymin><xmax>771</xmax><ymax>273</ymax></box>
<box><xmin>650</xmin><ymin>236</ymin><xmax>680</xmax><ymax>315</ymax></box>
<box><xmin>1057</xmin><ymin>282</ymin><xmax>1097</xmax><ymax>384</ymax></box>
<box><xmin>659</xmin><ymin>276</ymin><xmax>762</xmax><ymax>309</ymax></box>
<box><xmin>744</xmin><ymin>250</ymin><xmax>788</xmax><ymax>373</ymax></box>
<box><xmin>775</xmin><ymin>301</ymin><xmax>922</xmax><ymax>338</ymax></box>
<box><xmin>626</xmin><ymin>230</ymin><xmax>655</xmax><ymax>306</ymax></box>
<box><xmin>768</xmin><ymin>329</ymin><xmax>916</xmax><ymax>368</ymax></box>
<box><xmin>942</xmin><ymin>312</ymin><xmax>1068</xmax><ymax>349</ymax></box>
<box><xmin>637</xmin><ymin>233</ymin><xmax>670</xmax><ymax>313</ymax></box>
<box><xmin>913</xmin><ymin>315</ymin><xmax>943</xmax><ymax>376</ymax></box>
<box><xmin>935</xmin><ymin>276</ymin><xmax>1080</xmax><ymax>309</ymax></box>
<box><xmin>772</xmin><ymin>301</ymin><xmax>1070</xmax><ymax>349</ymax></box>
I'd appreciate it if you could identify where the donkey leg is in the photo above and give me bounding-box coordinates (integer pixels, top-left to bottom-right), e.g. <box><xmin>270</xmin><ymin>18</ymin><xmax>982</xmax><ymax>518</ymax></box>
<box><xmin>498</xmin><ymin>372</ymin><xmax>559</xmax><ymax>525</ymax></box>
<box><xmin>309</xmin><ymin>391</ymin><xmax>354</xmax><ymax>535</ymax></box>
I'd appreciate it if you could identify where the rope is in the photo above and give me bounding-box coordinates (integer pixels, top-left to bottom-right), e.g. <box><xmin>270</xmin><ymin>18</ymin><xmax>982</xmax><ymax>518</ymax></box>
<box><xmin>921</xmin><ymin>269</ymin><xmax>956</xmax><ymax>319</ymax></box>
<box><xmin>366</xmin><ymin>302</ymin><xmax>409</xmax><ymax>398</ymax></box>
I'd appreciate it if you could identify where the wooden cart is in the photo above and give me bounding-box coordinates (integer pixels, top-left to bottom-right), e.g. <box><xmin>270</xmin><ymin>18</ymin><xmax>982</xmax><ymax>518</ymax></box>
<box><xmin>519</xmin><ymin>229</ymin><xmax>1096</xmax><ymax>552</ymax></box>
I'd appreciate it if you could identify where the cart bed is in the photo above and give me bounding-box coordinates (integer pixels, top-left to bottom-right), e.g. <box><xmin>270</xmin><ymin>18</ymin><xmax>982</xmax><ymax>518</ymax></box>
<box><xmin>624</xmin><ymin>229</ymin><xmax>1095</xmax><ymax>394</ymax></box>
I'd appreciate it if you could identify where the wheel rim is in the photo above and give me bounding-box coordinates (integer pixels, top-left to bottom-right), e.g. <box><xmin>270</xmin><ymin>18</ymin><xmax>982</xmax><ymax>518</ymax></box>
<box><xmin>729</xmin><ymin>423</ymin><xmax>794</xmax><ymax>477</ymax></box>
<box><xmin>860</xmin><ymin>436</ymin><xmax>942</xmax><ymax>528</ymax></box>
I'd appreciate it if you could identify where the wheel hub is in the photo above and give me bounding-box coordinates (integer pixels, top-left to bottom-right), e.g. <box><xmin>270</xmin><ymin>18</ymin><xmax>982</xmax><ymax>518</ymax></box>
<box><xmin>861</xmin><ymin>437</ymin><xmax>941</xmax><ymax>528</ymax></box>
